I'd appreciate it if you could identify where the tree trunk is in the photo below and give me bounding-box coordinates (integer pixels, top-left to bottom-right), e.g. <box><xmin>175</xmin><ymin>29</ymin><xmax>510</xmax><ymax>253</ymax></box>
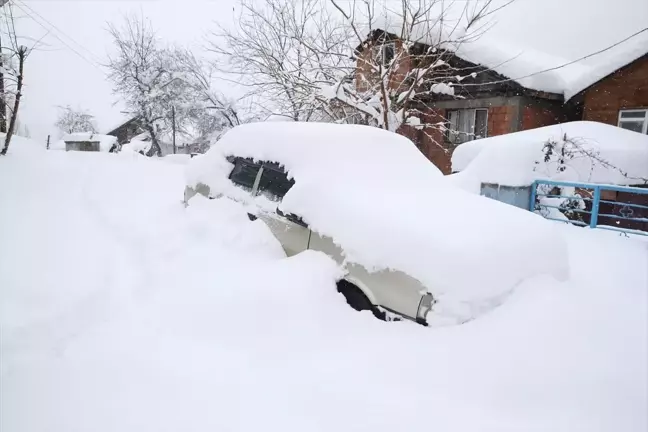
<box><xmin>0</xmin><ymin>35</ymin><xmax>7</xmax><ymax>134</ymax></box>
<box><xmin>144</xmin><ymin>123</ymin><xmax>162</xmax><ymax>157</ymax></box>
<box><xmin>1</xmin><ymin>47</ymin><xmax>26</xmax><ymax>156</ymax></box>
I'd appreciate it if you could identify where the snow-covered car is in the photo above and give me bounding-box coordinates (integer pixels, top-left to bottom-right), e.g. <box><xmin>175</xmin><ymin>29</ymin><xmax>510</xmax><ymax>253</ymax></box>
<box><xmin>184</xmin><ymin>122</ymin><xmax>569</xmax><ymax>326</ymax></box>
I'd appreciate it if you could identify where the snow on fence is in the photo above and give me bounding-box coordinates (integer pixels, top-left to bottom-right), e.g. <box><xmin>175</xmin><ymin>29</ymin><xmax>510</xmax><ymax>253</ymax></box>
<box><xmin>531</xmin><ymin>180</ymin><xmax>648</xmax><ymax>236</ymax></box>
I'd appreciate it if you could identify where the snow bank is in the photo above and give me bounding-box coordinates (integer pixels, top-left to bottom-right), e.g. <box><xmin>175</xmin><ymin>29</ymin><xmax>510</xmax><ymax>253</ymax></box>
<box><xmin>2</xmin><ymin>141</ymin><xmax>646</xmax><ymax>431</ymax></box>
<box><xmin>62</xmin><ymin>132</ymin><xmax>117</xmax><ymax>152</ymax></box>
<box><xmin>160</xmin><ymin>154</ymin><xmax>192</xmax><ymax>165</ymax></box>
<box><xmin>188</xmin><ymin>122</ymin><xmax>569</xmax><ymax>323</ymax></box>
<box><xmin>451</xmin><ymin>121</ymin><xmax>648</xmax><ymax>190</ymax></box>
<box><xmin>122</xmin><ymin>139</ymin><xmax>152</xmax><ymax>154</ymax></box>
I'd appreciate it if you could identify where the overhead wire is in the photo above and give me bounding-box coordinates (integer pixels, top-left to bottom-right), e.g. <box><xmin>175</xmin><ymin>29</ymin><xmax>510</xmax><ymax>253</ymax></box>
<box><xmin>9</xmin><ymin>0</ymin><xmax>105</xmax><ymax>72</ymax></box>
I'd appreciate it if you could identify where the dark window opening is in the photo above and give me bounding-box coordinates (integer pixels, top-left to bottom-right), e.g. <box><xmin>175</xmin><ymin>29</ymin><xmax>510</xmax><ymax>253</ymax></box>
<box><xmin>228</xmin><ymin>157</ymin><xmax>261</xmax><ymax>191</ymax></box>
<box><xmin>257</xmin><ymin>164</ymin><xmax>295</xmax><ymax>201</ymax></box>
<box><xmin>446</xmin><ymin>108</ymin><xmax>488</xmax><ymax>144</ymax></box>
<box><xmin>382</xmin><ymin>42</ymin><xmax>395</xmax><ymax>67</ymax></box>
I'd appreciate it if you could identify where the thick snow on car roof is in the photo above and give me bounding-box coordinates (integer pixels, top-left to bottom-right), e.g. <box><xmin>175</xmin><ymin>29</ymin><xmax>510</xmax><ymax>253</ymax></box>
<box><xmin>451</xmin><ymin>121</ymin><xmax>648</xmax><ymax>190</ymax></box>
<box><xmin>188</xmin><ymin>122</ymin><xmax>568</xmax><ymax>324</ymax></box>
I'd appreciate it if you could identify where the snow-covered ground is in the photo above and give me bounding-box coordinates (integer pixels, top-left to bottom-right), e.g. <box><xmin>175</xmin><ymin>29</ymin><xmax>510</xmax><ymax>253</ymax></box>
<box><xmin>1</xmin><ymin>138</ymin><xmax>647</xmax><ymax>431</ymax></box>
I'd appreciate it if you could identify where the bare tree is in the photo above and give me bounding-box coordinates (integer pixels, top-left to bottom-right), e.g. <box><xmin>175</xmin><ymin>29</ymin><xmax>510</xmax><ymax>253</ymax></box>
<box><xmin>106</xmin><ymin>15</ymin><xmax>192</xmax><ymax>156</ymax></box>
<box><xmin>210</xmin><ymin>0</ymin><xmax>506</xmax><ymax>151</ymax></box>
<box><xmin>55</xmin><ymin>105</ymin><xmax>97</xmax><ymax>134</ymax></box>
<box><xmin>172</xmin><ymin>49</ymin><xmax>244</xmax><ymax>144</ymax></box>
<box><xmin>1</xmin><ymin>4</ymin><xmax>29</xmax><ymax>156</ymax></box>
<box><xmin>209</xmin><ymin>0</ymin><xmax>354</xmax><ymax>122</ymax></box>
<box><xmin>323</xmin><ymin>0</ymin><xmax>503</xmax><ymax>133</ymax></box>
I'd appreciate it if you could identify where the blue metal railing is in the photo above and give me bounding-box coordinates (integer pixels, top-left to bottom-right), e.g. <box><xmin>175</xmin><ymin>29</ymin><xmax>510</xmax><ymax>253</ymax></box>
<box><xmin>530</xmin><ymin>180</ymin><xmax>648</xmax><ymax>236</ymax></box>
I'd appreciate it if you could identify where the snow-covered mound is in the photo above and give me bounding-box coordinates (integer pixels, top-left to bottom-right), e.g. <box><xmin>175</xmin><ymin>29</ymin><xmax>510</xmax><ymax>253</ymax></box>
<box><xmin>188</xmin><ymin>122</ymin><xmax>569</xmax><ymax>323</ymax></box>
<box><xmin>451</xmin><ymin>121</ymin><xmax>648</xmax><ymax>192</ymax></box>
<box><xmin>121</xmin><ymin>139</ymin><xmax>152</xmax><ymax>154</ymax></box>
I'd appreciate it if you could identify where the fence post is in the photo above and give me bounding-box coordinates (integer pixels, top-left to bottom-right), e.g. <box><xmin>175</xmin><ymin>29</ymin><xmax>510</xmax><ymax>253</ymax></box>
<box><xmin>529</xmin><ymin>181</ymin><xmax>537</xmax><ymax>211</ymax></box>
<box><xmin>590</xmin><ymin>186</ymin><xmax>601</xmax><ymax>228</ymax></box>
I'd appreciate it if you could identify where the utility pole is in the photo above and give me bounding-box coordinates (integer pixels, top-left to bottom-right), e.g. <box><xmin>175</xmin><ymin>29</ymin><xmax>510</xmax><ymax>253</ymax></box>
<box><xmin>172</xmin><ymin>105</ymin><xmax>176</xmax><ymax>154</ymax></box>
<box><xmin>0</xmin><ymin>30</ymin><xmax>6</xmax><ymax>133</ymax></box>
<box><xmin>46</xmin><ymin>135</ymin><xmax>50</xmax><ymax>150</ymax></box>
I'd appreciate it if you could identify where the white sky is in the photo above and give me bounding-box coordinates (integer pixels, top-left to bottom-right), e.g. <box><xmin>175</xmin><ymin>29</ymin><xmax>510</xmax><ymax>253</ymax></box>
<box><xmin>13</xmin><ymin>0</ymin><xmax>648</xmax><ymax>143</ymax></box>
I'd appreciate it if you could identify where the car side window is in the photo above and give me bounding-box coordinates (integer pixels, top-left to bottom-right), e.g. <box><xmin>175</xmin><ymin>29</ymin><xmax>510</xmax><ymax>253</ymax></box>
<box><xmin>228</xmin><ymin>157</ymin><xmax>261</xmax><ymax>192</ymax></box>
<box><xmin>257</xmin><ymin>163</ymin><xmax>295</xmax><ymax>201</ymax></box>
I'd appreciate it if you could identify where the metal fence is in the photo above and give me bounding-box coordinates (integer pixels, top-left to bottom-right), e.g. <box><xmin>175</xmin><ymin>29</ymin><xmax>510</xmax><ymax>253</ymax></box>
<box><xmin>530</xmin><ymin>180</ymin><xmax>648</xmax><ymax>236</ymax></box>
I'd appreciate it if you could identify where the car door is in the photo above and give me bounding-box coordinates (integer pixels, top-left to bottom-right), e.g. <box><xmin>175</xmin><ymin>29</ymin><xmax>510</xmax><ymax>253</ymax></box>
<box><xmin>308</xmin><ymin>232</ymin><xmax>425</xmax><ymax>319</ymax></box>
<box><xmin>254</xmin><ymin>162</ymin><xmax>310</xmax><ymax>256</ymax></box>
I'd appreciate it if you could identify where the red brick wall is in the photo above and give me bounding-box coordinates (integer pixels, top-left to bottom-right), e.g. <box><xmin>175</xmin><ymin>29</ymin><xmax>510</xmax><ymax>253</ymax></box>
<box><xmin>356</xmin><ymin>40</ymin><xmax>412</xmax><ymax>93</ymax></box>
<box><xmin>582</xmin><ymin>55</ymin><xmax>648</xmax><ymax>124</ymax></box>
<box><xmin>487</xmin><ymin>105</ymin><xmax>514</xmax><ymax>136</ymax></box>
<box><xmin>398</xmin><ymin>109</ymin><xmax>452</xmax><ymax>174</ymax></box>
<box><xmin>521</xmin><ymin>104</ymin><xmax>563</xmax><ymax>130</ymax></box>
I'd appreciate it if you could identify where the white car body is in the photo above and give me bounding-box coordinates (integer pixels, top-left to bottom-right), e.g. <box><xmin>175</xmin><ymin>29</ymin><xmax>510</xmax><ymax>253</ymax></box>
<box><xmin>184</xmin><ymin>122</ymin><xmax>569</xmax><ymax>326</ymax></box>
<box><xmin>185</xmin><ymin>157</ymin><xmax>433</xmax><ymax>324</ymax></box>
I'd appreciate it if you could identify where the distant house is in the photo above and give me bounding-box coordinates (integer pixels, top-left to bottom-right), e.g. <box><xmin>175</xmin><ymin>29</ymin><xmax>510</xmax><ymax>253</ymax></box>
<box><xmin>106</xmin><ymin>117</ymin><xmax>146</xmax><ymax>145</ymax></box>
<box><xmin>62</xmin><ymin>132</ymin><xmax>118</xmax><ymax>152</ymax></box>
<box><xmin>354</xmin><ymin>29</ymin><xmax>648</xmax><ymax>173</ymax></box>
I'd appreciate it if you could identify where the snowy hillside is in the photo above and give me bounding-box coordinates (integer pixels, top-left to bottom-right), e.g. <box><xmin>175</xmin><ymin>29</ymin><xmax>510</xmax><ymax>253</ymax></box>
<box><xmin>1</xmin><ymin>139</ymin><xmax>647</xmax><ymax>431</ymax></box>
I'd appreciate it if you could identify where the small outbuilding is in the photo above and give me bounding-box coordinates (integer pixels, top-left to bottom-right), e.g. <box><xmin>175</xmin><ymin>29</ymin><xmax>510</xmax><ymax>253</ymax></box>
<box><xmin>62</xmin><ymin>133</ymin><xmax>119</xmax><ymax>152</ymax></box>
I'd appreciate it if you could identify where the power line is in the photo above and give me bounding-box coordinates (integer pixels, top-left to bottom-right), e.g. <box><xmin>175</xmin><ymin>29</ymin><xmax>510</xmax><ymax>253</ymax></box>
<box><xmin>14</xmin><ymin>0</ymin><xmax>103</xmax><ymax>64</ymax></box>
<box><xmin>9</xmin><ymin>0</ymin><xmax>104</xmax><ymax>71</ymax></box>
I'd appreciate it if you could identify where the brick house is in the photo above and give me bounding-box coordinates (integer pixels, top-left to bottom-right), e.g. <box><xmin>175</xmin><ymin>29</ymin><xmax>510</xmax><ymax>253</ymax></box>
<box><xmin>355</xmin><ymin>30</ymin><xmax>648</xmax><ymax>174</ymax></box>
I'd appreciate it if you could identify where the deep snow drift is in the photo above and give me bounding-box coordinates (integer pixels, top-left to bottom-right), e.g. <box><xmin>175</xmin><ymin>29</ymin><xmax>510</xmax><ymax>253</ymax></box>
<box><xmin>1</xmin><ymin>138</ymin><xmax>647</xmax><ymax>431</ymax></box>
<box><xmin>451</xmin><ymin>121</ymin><xmax>648</xmax><ymax>193</ymax></box>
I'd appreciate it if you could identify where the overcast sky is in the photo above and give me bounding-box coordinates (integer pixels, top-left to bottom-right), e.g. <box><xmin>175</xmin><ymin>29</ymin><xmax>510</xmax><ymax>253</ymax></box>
<box><xmin>13</xmin><ymin>0</ymin><xmax>648</xmax><ymax>143</ymax></box>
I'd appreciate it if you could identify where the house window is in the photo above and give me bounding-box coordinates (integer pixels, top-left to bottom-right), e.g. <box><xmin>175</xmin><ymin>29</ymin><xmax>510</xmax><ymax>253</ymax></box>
<box><xmin>618</xmin><ymin>109</ymin><xmax>648</xmax><ymax>134</ymax></box>
<box><xmin>374</xmin><ymin>42</ymin><xmax>395</xmax><ymax>68</ymax></box>
<box><xmin>446</xmin><ymin>109</ymin><xmax>488</xmax><ymax>144</ymax></box>
<box><xmin>383</xmin><ymin>42</ymin><xmax>395</xmax><ymax>67</ymax></box>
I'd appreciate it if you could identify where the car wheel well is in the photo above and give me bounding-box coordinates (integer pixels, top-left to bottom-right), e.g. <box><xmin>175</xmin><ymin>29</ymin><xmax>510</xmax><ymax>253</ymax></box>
<box><xmin>336</xmin><ymin>279</ymin><xmax>386</xmax><ymax>321</ymax></box>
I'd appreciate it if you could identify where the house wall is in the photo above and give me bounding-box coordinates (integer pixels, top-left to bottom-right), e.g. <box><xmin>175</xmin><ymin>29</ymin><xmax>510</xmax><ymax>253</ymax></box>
<box><xmin>405</xmin><ymin>96</ymin><xmax>567</xmax><ymax>174</ymax></box>
<box><xmin>109</xmin><ymin>121</ymin><xmax>145</xmax><ymax>144</ymax></box>
<box><xmin>582</xmin><ymin>55</ymin><xmax>648</xmax><ymax>124</ymax></box>
<box><xmin>355</xmin><ymin>39</ymin><xmax>411</xmax><ymax>93</ymax></box>
<box><xmin>65</xmin><ymin>141</ymin><xmax>100</xmax><ymax>152</ymax></box>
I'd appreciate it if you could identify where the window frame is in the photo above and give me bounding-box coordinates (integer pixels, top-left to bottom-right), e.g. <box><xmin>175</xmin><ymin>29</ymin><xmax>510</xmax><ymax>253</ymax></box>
<box><xmin>381</xmin><ymin>42</ymin><xmax>395</xmax><ymax>67</ymax></box>
<box><xmin>445</xmin><ymin>108</ymin><xmax>489</xmax><ymax>144</ymax></box>
<box><xmin>618</xmin><ymin>109</ymin><xmax>648</xmax><ymax>134</ymax></box>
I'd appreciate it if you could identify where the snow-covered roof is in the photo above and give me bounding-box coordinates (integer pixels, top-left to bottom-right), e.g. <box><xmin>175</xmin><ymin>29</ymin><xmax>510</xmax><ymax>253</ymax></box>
<box><xmin>451</xmin><ymin>121</ymin><xmax>648</xmax><ymax>189</ymax></box>
<box><xmin>364</xmin><ymin>0</ymin><xmax>648</xmax><ymax>101</ymax></box>
<box><xmin>187</xmin><ymin>122</ymin><xmax>569</xmax><ymax>323</ymax></box>
<box><xmin>453</xmin><ymin>34</ymin><xmax>648</xmax><ymax>100</ymax></box>
<box><xmin>104</xmin><ymin>117</ymin><xmax>139</xmax><ymax>135</ymax></box>
<box><xmin>62</xmin><ymin>133</ymin><xmax>118</xmax><ymax>152</ymax></box>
